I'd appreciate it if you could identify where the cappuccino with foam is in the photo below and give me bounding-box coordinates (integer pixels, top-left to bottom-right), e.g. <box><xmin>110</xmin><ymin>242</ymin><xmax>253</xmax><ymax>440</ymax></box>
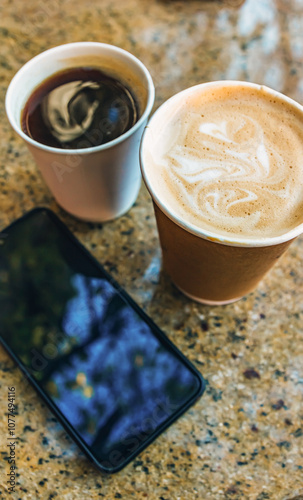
<box><xmin>144</xmin><ymin>84</ymin><xmax>303</xmax><ymax>242</ymax></box>
<box><xmin>140</xmin><ymin>82</ymin><xmax>303</xmax><ymax>304</ymax></box>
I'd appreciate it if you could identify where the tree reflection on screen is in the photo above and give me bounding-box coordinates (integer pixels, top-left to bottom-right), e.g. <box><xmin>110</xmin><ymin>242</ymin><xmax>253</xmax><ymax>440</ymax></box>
<box><xmin>0</xmin><ymin>210</ymin><xmax>199</xmax><ymax>464</ymax></box>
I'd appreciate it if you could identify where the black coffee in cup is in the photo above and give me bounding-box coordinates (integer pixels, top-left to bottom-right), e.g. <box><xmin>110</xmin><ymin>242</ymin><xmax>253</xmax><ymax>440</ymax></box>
<box><xmin>21</xmin><ymin>67</ymin><xmax>139</xmax><ymax>149</ymax></box>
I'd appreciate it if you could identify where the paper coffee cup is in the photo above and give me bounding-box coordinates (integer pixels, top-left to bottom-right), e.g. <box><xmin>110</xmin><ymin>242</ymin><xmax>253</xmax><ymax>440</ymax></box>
<box><xmin>140</xmin><ymin>81</ymin><xmax>303</xmax><ymax>305</ymax></box>
<box><xmin>6</xmin><ymin>42</ymin><xmax>155</xmax><ymax>222</ymax></box>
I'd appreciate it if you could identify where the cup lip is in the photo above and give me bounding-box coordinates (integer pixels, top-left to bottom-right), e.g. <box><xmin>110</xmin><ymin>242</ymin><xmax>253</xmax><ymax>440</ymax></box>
<box><xmin>5</xmin><ymin>41</ymin><xmax>155</xmax><ymax>155</ymax></box>
<box><xmin>140</xmin><ymin>80</ymin><xmax>303</xmax><ymax>248</ymax></box>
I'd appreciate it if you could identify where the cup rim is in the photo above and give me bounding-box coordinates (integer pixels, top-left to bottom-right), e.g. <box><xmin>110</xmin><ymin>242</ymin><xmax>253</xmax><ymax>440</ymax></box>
<box><xmin>5</xmin><ymin>41</ymin><xmax>155</xmax><ymax>155</ymax></box>
<box><xmin>140</xmin><ymin>80</ymin><xmax>303</xmax><ymax>248</ymax></box>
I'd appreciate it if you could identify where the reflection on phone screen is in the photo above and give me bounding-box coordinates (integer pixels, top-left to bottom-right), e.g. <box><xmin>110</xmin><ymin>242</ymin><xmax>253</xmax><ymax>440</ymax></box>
<box><xmin>0</xmin><ymin>210</ymin><xmax>202</xmax><ymax>470</ymax></box>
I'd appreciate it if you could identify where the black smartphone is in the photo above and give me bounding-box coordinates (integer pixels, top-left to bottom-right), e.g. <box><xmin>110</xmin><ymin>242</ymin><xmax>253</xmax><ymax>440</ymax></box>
<box><xmin>0</xmin><ymin>208</ymin><xmax>205</xmax><ymax>473</ymax></box>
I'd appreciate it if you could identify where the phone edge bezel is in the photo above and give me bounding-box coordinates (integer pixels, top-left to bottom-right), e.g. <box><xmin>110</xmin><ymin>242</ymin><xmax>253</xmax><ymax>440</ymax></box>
<box><xmin>0</xmin><ymin>207</ymin><xmax>206</xmax><ymax>474</ymax></box>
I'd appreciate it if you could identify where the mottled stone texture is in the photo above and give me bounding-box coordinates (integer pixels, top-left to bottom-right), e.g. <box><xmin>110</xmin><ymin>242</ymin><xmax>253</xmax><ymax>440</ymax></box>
<box><xmin>0</xmin><ymin>0</ymin><xmax>303</xmax><ymax>499</ymax></box>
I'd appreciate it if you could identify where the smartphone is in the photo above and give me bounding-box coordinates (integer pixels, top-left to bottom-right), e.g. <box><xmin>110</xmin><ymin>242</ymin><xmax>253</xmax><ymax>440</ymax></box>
<box><xmin>0</xmin><ymin>208</ymin><xmax>205</xmax><ymax>473</ymax></box>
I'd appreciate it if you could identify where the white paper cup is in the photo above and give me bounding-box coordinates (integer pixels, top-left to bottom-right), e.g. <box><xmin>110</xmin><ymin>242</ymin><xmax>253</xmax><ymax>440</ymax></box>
<box><xmin>6</xmin><ymin>42</ymin><xmax>155</xmax><ymax>222</ymax></box>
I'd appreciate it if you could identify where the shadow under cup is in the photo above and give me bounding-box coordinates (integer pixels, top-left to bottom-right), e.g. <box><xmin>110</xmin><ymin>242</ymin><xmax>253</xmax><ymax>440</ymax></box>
<box><xmin>140</xmin><ymin>81</ymin><xmax>303</xmax><ymax>305</ymax></box>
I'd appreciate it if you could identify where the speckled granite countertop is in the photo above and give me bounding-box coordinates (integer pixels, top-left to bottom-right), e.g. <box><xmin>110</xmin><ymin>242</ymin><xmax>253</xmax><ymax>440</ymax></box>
<box><xmin>0</xmin><ymin>0</ymin><xmax>303</xmax><ymax>499</ymax></box>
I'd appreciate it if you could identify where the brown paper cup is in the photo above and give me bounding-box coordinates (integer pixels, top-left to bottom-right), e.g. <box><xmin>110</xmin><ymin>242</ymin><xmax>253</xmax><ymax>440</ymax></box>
<box><xmin>140</xmin><ymin>81</ymin><xmax>303</xmax><ymax>305</ymax></box>
<box><xmin>154</xmin><ymin>202</ymin><xmax>294</xmax><ymax>304</ymax></box>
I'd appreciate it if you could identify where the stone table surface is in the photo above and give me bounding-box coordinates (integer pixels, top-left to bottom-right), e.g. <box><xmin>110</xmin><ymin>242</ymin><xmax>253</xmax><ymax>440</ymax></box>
<box><xmin>0</xmin><ymin>0</ymin><xmax>303</xmax><ymax>499</ymax></box>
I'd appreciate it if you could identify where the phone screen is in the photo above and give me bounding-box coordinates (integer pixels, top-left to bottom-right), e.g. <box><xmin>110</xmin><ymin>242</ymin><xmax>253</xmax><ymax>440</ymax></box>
<box><xmin>0</xmin><ymin>209</ymin><xmax>204</xmax><ymax>472</ymax></box>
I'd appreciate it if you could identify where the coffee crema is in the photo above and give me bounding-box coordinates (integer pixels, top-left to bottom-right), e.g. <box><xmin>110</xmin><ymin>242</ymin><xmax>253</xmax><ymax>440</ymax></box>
<box><xmin>21</xmin><ymin>67</ymin><xmax>139</xmax><ymax>149</ymax></box>
<box><xmin>145</xmin><ymin>85</ymin><xmax>303</xmax><ymax>240</ymax></box>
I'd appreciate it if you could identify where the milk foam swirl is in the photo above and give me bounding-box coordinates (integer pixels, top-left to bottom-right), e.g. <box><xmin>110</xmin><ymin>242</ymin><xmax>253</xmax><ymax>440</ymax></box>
<box><xmin>156</xmin><ymin>90</ymin><xmax>303</xmax><ymax>239</ymax></box>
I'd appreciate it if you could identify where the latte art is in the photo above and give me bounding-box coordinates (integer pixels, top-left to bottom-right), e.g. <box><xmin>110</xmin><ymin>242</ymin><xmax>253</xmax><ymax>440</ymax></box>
<box><xmin>149</xmin><ymin>85</ymin><xmax>303</xmax><ymax>239</ymax></box>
